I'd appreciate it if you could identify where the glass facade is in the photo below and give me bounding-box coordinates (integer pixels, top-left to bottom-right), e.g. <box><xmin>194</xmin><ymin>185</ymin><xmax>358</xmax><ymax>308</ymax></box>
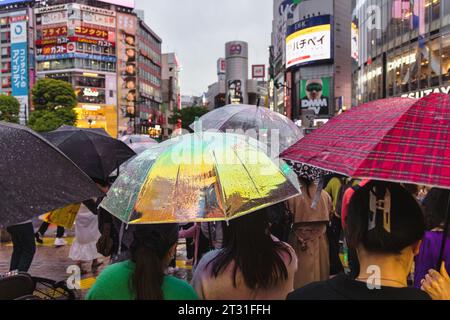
<box><xmin>353</xmin><ymin>0</ymin><xmax>450</xmax><ymax>103</ymax></box>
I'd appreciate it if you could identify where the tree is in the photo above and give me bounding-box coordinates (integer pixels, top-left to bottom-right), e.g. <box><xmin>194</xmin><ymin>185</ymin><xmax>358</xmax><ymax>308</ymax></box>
<box><xmin>168</xmin><ymin>106</ymin><xmax>209</xmax><ymax>131</ymax></box>
<box><xmin>0</xmin><ymin>95</ymin><xmax>20</xmax><ymax>123</ymax></box>
<box><xmin>29</xmin><ymin>78</ymin><xmax>78</xmax><ymax>132</ymax></box>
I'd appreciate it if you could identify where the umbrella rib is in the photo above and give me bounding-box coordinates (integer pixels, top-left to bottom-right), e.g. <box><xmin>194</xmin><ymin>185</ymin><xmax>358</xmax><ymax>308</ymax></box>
<box><xmin>85</xmin><ymin>132</ymin><xmax>108</xmax><ymax>181</ymax></box>
<box><xmin>211</xmin><ymin>150</ymin><xmax>228</xmax><ymax>218</ymax></box>
<box><xmin>232</xmin><ymin>147</ymin><xmax>263</xmax><ymax>197</ymax></box>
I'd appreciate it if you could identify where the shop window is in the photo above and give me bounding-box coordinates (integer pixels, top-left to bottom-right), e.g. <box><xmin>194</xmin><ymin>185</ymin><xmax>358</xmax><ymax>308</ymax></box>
<box><xmin>1</xmin><ymin>31</ymin><xmax>10</xmax><ymax>44</ymax></box>
<box><xmin>429</xmin><ymin>37</ymin><xmax>441</xmax><ymax>86</ymax></box>
<box><xmin>442</xmin><ymin>33</ymin><xmax>450</xmax><ymax>81</ymax></box>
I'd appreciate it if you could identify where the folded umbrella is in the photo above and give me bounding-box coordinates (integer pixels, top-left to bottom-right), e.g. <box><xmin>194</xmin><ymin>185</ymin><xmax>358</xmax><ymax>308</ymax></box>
<box><xmin>0</xmin><ymin>122</ymin><xmax>104</xmax><ymax>227</ymax></box>
<box><xmin>100</xmin><ymin>132</ymin><xmax>301</xmax><ymax>224</ymax></box>
<box><xmin>43</xmin><ymin>126</ymin><xmax>136</xmax><ymax>182</ymax></box>
<box><xmin>190</xmin><ymin>104</ymin><xmax>303</xmax><ymax>153</ymax></box>
<box><xmin>281</xmin><ymin>93</ymin><xmax>450</xmax><ymax>268</ymax></box>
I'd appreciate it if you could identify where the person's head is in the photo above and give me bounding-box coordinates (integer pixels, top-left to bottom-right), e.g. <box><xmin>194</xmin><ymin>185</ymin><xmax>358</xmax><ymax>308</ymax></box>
<box><xmin>125</xmin><ymin>34</ymin><xmax>135</xmax><ymax>46</ymax></box>
<box><xmin>422</xmin><ymin>188</ymin><xmax>449</xmax><ymax>230</ymax></box>
<box><xmin>126</xmin><ymin>79</ymin><xmax>136</xmax><ymax>90</ymax></box>
<box><xmin>130</xmin><ymin>224</ymin><xmax>179</xmax><ymax>300</ymax></box>
<box><xmin>126</xmin><ymin>63</ymin><xmax>135</xmax><ymax>75</ymax></box>
<box><xmin>126</xmin><ymin>48</ymin><xmax>135</xmax><ymax>60</ymax></box>
<box><xmin>346</xmin><ymin>181</ymin><xmax>425</xmax><ymax>271</ymax></box>
<box><xmin>305</xmin><ymin>79</ymin><xmax>323</xmax><ymax>100</ymax></box>
<box><xmin>402</xmin><ymin>183</ymin><xmax>419</xmax><ymax>197</ymax></box>
<box><xmin>209</xmin><ymin>207</ymin><xmax>292</xmax><ymax>290</ymax></box>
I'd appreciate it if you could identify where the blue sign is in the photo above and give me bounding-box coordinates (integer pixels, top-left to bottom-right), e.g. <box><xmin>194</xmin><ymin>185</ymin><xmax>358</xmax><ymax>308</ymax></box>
<box><xmin>11</xmin><ymin>42</ymin><xmax>28</xmax><ymax>96</ymax></box>
<box><xmin>36</xmin><ymin>53</ymin><xmax>117</xmax><ymax>63</ymax></box>
<box><xmin>0</xmin><ymin>0</ymin><xmax>33</xmax><ymax>6</ymax></box>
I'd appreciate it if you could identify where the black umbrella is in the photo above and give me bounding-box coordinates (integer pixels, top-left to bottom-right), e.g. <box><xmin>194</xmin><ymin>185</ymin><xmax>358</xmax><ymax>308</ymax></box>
<box><xmin>43</xmin><ymin>126</ymin><xmax>136</xmax><ymax>182</ymax></box>
<box><xmin>0</xmin><ymin>122</ymin><xmax>104</xmax><ymax>227</ymax></box>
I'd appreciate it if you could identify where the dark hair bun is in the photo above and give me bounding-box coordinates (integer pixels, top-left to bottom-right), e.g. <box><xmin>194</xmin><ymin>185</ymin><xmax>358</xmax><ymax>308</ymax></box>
<box><xmin>346</xmin><ymin>181</ymin><xmax>425</xmax><ymax>254</ymax></box>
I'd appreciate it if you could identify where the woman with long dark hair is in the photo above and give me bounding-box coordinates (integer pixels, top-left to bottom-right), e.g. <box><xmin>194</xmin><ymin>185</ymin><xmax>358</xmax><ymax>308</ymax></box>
<box><xmin>288</xmin><ymin>181</ymin><xmax>431</xmax><ymax>300</ymax></box>
<box><xmin>86</xmin><ymin>224</ymin><xmax>198</xmax><ymax>300</ymax></box>
<box><xmin>191</xmin><ymin>207</ymin><xmax>297</xmax><ymax>300</ymax></box>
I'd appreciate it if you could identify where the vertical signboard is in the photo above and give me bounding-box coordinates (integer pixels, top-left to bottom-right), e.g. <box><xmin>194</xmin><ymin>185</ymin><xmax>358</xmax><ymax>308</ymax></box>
<box><xmin>11</xmin><ymin>19</ymin><xmax>29</xmax><ymax>125</ymax></box>
<box><xmin>117</xmin><ymin>12</ymin><xmax>137</xmax><ymax>136</ymax></box>
<box><xmin>299</xmin><ymin>77</ymin><xmax>331</xmax><ymax>116</ymax></box>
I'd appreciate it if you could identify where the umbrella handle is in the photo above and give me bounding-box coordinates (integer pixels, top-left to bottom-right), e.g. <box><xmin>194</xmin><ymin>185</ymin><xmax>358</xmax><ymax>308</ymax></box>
<box><xmin>437</xmin><ymin>195</ymin><xmax>450</xmax><ymax>270</ymax></box>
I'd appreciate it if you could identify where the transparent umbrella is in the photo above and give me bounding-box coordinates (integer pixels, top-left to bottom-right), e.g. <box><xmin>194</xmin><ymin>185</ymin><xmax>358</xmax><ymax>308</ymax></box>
<box><xmin>100</xmin><ymin>132</ymin><xmax>301</xmax><ymax>224</ymax></box>
<box><xmin>190</xmin><ymin>104</ymin><xmax>303</xmax><ymax>154</ymax></box>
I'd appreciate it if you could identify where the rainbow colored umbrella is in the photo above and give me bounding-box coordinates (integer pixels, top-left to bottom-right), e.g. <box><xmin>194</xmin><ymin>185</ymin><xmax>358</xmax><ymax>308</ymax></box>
<box><xmin>100</xmin><ymin>132</ymin><xmax>300</xmax><ymax>224</ymax></box>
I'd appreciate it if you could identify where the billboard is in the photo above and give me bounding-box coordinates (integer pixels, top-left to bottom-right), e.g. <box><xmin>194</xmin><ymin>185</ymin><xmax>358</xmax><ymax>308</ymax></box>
<box><xmin>252</xmin><ymin>65</ymin><xmax>266</xmax><ymax>79</ymax></box>
<box><xmin>217</xmin><ymin>58</ymin><xmax>226</xmax><ymax>75</ymax></box>
<box><xmin>11</xmin><ymin>19</ymin><xmax>28</xmax><ymax>125</ymax></box>
<box><xmin>117</xmin><ymin>12</ymin><xmax>137</xmax><ymax>136</ymax></box>
<box><xmin>228</xmin><ymin>80</ymin><xmax>243</xmax><ymax>104</ymax></box>
<box><xmin>299</xmin><ymin>77</ymin><xmax>331</xmax><ymax>116</ymax></box>
<box><xmin>286</xmin><ymin>15</ymin><xmax>333</xmax><ymax>69</ymax></box>
<box><xmin>41</xmin><ymin>11</ymin><xmax>68</xmax><ymax>25</ymax></box>
<box><xmin>97</xmin><ymin>0</ymin><xmax>135</xmax><ymax>9</ymax></box>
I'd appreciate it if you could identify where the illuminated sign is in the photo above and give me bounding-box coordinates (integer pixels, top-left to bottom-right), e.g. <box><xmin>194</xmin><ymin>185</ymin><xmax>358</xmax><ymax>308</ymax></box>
<box><xmin>41</xmin><ymin>26</ymin><xmax>68</xmax><ymax>39</ymax></box>
<box><xmin>387</xmin><ymin>53</ymin><xmax>417</xmax><ymax>71</ymax></box>
<box><xmin>286</xmin><ymin>15</ymin><xmax>333</xmax><ymax>69</ymax></box>
<box><xmin>401</xmin><ymin>86</ymin><xmax>450</xmax><ymax>99</ymax></box>
<box><xmin>361</xmin><ymin>67</ymin><xmax>382</xmax><ymax>83</ymax></box>
<box><xmin>252</xmin><ymin>65</ymin><xmax>266</xmax><ymax>79</ymax></box>
<box><xmin>75</xmin><ymin>26</ymin><xmax>109</xmax><ymax>40</ymax></box>
<box><xmin>83</xmin><ymin>88</ymin><xmax>100</xmax><ymax>97</ymax></box>
<box><xmin>36</xmin><ymin>53</ymin><xmax>117</xmax><ymax>62</ymax></box>
<box><xmin>11</xmin><ymin>19</ymin><xmax>28</xmax><ymax>125</ymax></box>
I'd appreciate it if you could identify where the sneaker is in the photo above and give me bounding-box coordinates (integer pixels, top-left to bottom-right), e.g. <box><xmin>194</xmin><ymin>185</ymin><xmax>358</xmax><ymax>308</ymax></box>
<box><xmin>54</xmin><ymin>238</ymin><xmax>67</xmax><ymax>247</ymax></box>
<box><xmin>35</xmin><ymin>232</ymin><xmax>44</xmax><ymax>244</ymax></box>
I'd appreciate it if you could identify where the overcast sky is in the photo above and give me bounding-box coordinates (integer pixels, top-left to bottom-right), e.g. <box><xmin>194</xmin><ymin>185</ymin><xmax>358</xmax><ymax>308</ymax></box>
<box><xmin>135</xmin><ymin>0</ymin><xmax>273</xmax><ymax>97</ymax></box>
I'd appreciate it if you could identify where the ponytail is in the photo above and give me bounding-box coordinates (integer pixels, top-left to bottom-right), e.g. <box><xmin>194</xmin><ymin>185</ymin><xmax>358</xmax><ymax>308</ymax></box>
<box><xmin>130</xmin><ymin>224</ymin><xmax>179</xmax><ymax>300</ymax></box>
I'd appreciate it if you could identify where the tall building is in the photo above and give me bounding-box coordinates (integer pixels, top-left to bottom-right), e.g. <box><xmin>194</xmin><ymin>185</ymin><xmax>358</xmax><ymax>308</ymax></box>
<box><xmin>9</xmin><ymin>0</ymin><xmax>164</xmax><ymax>138</ymax></box>
<box><xmin>33</xmin><ymin>0</ymin><xmax>129</xmax><ymax>137</ymax></box>
<box><xmin>270</xmin><ymin>0</ymin><xmax>298</xmax><ymax>116</ymax></box>
<box><xmin>136</xmin><ymin>17</ymin><xmax>162</xmax><ymax>136</ymax></box>
<box><xmin>206</xmin><ymin>43</ymin><xmax>268</xmax><ymax>109</ymax></box>
<box><xmin>352</xmin><ymin>0</ymin><xmax>450</xmax><ymax>105</ymax></box>
<box><xmin>161</xmin><ymin>52</ymin><xmax>180</xmax><ymax>137</ymax></box>
<box><xmin>282</xmin><ymin>0</ymin><xmax>352</xmax><ymax>131</ymax></box>
<box><xmin>0</xmin><ymin>0</ymin><xmax>35</xmax><ymax>125</ymax></box>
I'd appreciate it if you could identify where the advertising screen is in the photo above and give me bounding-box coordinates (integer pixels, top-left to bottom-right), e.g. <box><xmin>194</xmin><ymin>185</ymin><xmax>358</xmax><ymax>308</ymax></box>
<box><xmin>299</xmin><ymin>77</ymin><xmax>331</xmax><ymax>116</ymax></box>
<box><xmin>286</xmin><ymin>15</ymin><xmax>333</xmax><ymax>69</ymax></box>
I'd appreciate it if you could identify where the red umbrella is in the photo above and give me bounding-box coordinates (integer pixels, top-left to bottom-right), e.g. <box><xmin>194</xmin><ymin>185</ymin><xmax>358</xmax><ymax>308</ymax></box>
<box><xmin>281</xmin><ymin>93</ymin><xmax>450</xmax><ymax>268</ymax></box>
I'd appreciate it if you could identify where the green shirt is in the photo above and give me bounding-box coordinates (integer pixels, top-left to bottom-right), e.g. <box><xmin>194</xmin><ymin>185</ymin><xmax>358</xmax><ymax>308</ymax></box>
<box><xmin>85</xmin><ymin>260</ymin><xmax>199</xmax><ymax>300</ymax></box>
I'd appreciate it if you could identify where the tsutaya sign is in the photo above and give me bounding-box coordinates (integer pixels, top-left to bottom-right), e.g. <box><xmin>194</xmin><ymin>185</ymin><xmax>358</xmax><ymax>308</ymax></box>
<box><xmin>401</xmin><ymin>86</ymin><xmax>450</xmax><ymax>99</ymax></box>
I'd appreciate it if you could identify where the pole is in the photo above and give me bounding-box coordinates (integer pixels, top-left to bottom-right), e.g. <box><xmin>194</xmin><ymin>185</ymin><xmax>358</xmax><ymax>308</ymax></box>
<box><xmin>437</xmin><ymin>195</ymin><xmax>450</xmax><ymax>269</ymax></box>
